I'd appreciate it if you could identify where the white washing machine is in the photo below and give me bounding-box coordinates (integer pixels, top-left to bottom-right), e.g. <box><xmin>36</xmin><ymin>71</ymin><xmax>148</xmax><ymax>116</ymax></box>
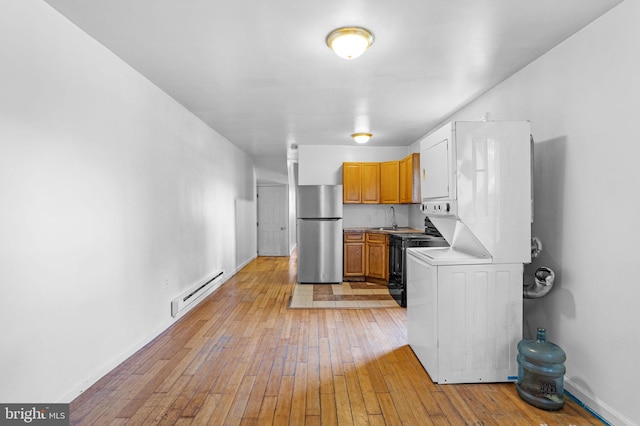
<box><xmin>407</xmin><ymin>248</ymin><xmax>522</xmax><ymax>383</ymax></box>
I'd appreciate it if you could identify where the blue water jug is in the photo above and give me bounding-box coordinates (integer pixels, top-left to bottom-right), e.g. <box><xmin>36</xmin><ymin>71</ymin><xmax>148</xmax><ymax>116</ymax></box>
<box><xmin>516</xmin><ymin>327</ymin><xmax>566</xmax><ymax>410</ymax></box>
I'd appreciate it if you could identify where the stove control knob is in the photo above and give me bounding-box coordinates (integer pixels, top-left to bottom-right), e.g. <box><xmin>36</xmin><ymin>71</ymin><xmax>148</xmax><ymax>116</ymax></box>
<box><xmin>445</xmin><ymin>203</ymin><xmax>450</xmax><ymax>212</ymax></box>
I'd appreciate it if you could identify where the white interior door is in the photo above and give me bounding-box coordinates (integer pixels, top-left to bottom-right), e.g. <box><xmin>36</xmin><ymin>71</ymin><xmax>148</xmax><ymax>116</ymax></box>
<box><xmin>257</xmin><ymin>185</ymin><xmax>288</xmax><ymax>256</ymax></box>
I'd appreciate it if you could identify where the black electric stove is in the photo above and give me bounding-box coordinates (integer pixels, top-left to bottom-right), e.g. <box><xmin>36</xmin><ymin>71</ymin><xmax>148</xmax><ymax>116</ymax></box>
<box><xmin>388</xmin><ymin>223</ymin><xmax>448</xmax><ymax>307</ymax></box>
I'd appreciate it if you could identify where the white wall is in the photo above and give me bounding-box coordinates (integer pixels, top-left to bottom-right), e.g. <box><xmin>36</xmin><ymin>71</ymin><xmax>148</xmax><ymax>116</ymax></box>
<box><xmin>298</xmin><ymin>145</ymin><xmax>409</xmax><ymax>185</ymax></box>
<box><xmin>433</xmin><ymin>1</ymin><xmax>638</xmax><ymax>424</ymax></box>
<box><xmin>0</xmin><ymin>0</ymin><xmax>257</xmax><ymax>403</ymax></box>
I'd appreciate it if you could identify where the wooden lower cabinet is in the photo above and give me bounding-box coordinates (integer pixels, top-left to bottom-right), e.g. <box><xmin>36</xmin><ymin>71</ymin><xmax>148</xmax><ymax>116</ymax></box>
<box><xmin>343</xmin><ymin>232</ymin><xmax>365</xmax><ymax>279</ymax></box>
<box><xmin>365</xmin><ymin>233</ymin><xmax>388</xmax><ymax>282</ymax></box>
<box><xmin>344</xmin><ymin>231</ymin><xmax>389</xmax><ymax>282</ymax></box>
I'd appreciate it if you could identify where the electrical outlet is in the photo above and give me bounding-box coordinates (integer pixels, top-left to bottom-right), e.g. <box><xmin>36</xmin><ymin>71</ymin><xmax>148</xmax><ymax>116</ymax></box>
<box><xmin>366</xmin><ymin>215</ymin><xmax>372</xmax><ymax>223</ymax></box>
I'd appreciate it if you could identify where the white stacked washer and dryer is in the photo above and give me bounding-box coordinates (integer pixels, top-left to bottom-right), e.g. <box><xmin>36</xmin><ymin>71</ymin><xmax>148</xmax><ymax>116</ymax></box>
<box><xmin>407</xmin><ymin>121</ymin><xmax>532</xmax><ymax>384</ymax></box>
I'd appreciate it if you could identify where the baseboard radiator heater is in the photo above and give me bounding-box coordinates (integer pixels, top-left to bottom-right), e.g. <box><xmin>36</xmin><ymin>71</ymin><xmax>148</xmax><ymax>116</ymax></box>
<box><xmin>171</xmin><ymin>270</ymin><xmax>225</xmax><ymax>317</ymax></box>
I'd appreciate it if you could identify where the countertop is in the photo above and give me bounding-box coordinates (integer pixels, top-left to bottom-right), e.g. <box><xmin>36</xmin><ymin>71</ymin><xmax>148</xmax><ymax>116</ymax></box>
<box><xmin>343</xmin><ymin>227</ymin><xmax>424</xmax><ymax>234</ymax></box>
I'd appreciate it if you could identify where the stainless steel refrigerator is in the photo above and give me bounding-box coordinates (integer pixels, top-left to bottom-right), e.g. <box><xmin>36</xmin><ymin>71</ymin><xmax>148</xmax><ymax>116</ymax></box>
<box><xmin>297</xmin><ymin>185</ymin><xmax>343</xmax><ymax>283</ymax></box>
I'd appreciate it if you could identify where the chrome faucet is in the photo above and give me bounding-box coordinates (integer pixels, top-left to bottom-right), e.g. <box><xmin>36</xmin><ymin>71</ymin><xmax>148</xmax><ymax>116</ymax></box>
<box><xmin>389</xmin><ymin>206</ymin><xmax>398</xmax><ymax>229</ymax></box>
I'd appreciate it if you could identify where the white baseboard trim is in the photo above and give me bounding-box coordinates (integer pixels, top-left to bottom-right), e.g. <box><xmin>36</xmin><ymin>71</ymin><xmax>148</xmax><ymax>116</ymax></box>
<box><xmin>565</xmin><ymin>378</ymin><xmax>635</xmax><ymax>426</ymax></box>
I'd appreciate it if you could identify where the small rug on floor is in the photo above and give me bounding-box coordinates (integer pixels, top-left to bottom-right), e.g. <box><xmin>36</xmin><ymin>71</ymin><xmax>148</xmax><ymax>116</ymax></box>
<box><xmin>288</xmin><ymin>281</ymin><xmax>402</xmax><ymax>309</ymax></box>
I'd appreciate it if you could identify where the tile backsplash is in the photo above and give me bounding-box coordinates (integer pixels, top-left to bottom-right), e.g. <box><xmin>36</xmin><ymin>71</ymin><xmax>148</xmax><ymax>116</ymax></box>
<box><xmin>343</xmin><ymin>204</ymin><xmax>412</xmax><ymax>228</ymax></box>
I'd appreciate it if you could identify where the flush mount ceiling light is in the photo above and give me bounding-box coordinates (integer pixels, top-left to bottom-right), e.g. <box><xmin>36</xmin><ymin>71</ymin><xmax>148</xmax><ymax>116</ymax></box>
<box><xmin>351</xmin><ymin>132</ymin><xmax>372</xmax><ymax>144</ymax></box>
<box><xmin>326</xmin><ymin>27</ymin><xmax>374</xmax><ymax>59</ymax></box>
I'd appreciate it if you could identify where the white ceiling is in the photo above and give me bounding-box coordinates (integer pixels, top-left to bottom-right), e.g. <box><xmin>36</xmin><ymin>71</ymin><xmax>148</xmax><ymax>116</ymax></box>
<box><xmin>43</xmin><ymin>0</ymin><xmax>622</xmax><ymax>182</ymax></box>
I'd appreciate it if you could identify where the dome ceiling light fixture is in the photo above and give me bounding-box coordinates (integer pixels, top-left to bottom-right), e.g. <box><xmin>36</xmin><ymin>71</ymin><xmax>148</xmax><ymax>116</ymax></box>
<box><xmin>351</xmin><ymin>132</ymin><xmax>372</xmax><ymax>144</ymax></box>
<box><xmin>326</xmin><ymin>27</ymin><xmax>375</xmax><ymax>59</ymax></box>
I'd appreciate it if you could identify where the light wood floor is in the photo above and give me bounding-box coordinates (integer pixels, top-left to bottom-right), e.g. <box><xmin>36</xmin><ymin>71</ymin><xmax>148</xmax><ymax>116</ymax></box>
<box><xmin>71</xmin><ymin>255</ymin><xmax>601</xmax><ymax>425</ymax></box>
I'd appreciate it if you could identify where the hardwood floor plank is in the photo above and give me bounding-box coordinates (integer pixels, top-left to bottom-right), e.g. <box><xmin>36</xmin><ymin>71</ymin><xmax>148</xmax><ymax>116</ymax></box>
<box><xmin>335</xmin><ymin>318</ymin><xmax>354</xmax><ymax>365</ymax></box>
<box><xmin>264</xmin><ymin>337</ymin><xmax>288</xmax><ymax>397</ymax></box>
<box><xmin>324</xmin><ymin>308</ymin><xmax>337</xmax><ymax>330</ymax></box>
<box><xmin>355</xmin><ymin>337</ymin><xmax>389</xmax><ymax>395</ymax></box>
<box><xmin>333</xmin><ymin>374</ymin><xmax>353</xmax><ymax>425</ymax></box>
<box><xmin>245</xmin><ymin>329</ymin><xmax>276</xmax><ymax>375</ymax></box>
<box><xmin>225</xmin><ymin>375</ymin><xmax>256</xmax><ymax>425</ymax></box>
<box><xmin>367</xmin><ymin>414</ymin><xmax>387</xmax><ymax>426</ymax></box>
<box><xmin>70</xmin><ymin>381</ymin><xmax>121</xmax><ymax>424</ymax></box>
<box><xmin>317</xmin><ymin>309</ymin><xmax>329</xmax><ymax>339</ymax></box>
<box><xmin>203</xmin><ymin>362</ymin><xmax>251</xmax><ymax>426</ymax></box>
<box><xmin>273</xmin><ymin>375</ymin><xmax>294</xmax><ymax>425</ymax></box>
<box><xmin>305</xmin><ymin>345</ymin><xmax>321</xmax><ymax>417</ymax></box>
<box><xmin>429</xmin><ymin>415</ymin><xmax>454</xmax><ymax>425</ymax></box>
<box><xmin>305</xmin><ymin>414</ymin><xmax>321</xmax><ymax>426</ymax></box>
<box><xmin>87</xmin><ymin>360</ymin><xmax>169</xmax><ymax>424</ymax></box>
<box><xmin>431</xmin><ymin>387</ymin><xmax>470</xmax><ymax>425</ymax></box>
<box><xmin>116</xmin><ymin>347</ymin><xmax>192</xmax><ymax>418</ymax></box>
<box><xmin>290</xmin><ymin>362</ymin><xmax>308</xmax><ymax>425</ymax></box>
<box><xmin>375</xmin><ymin>392</ymin><xmax>403</xmax><ymax>426</ymax></box>
<box><xmin>178</xmin><ymin>347</ymin><xmax>234</xmax><ymax>417</ymax></box>
<box><xmin>382</xmin><ymin>347</ymin><xmax>448</xmax><ymax>422</ymax></box>
<box><xmin>342</xmin><ymin>310</ymin><xmax>365</xmax><ymax>350</ymax></box>
<box><xmin>327</xmin><ymin>328</ymin><xmax>344</xmax><ymax>377</ymax></box>
<box><xmin>255</xmin><ymin>395</ymin><xmax>277</xmax><ymax>424</ymax></box>
<box><xmin>121</xmin><ymin>391</ymin><xmax>162</xmax><ymax>426</ymax></box>
<box><xmin>382</xmin><ymin>373</ymin><xmax>435</xmax><ymax>426</ymax></box>
<box><xmin>343</xmin><ymin>363</ymin><xmax>369</xmax><ymax>425</ymax></box>
<box><xmin>320</xmin><ymin>392</ymin><xmax>338</xmax><ymax>426</ymax></box>
<box><xmin>319</xmin><ymin>337</ymin><xmax>335</xmax><ymax>395</ymax></box>
<box><xmin>69</xmin><ymin>255</ymin><xmax>603</xmax><ymax>426</ymax></box>
<box><xmin>154</xmin><ymin>347</ymin><xmax>202</xmax><ymax>394</ymax></box>
<box><xmin>296</xmin><ymin>319</ymin><xmax>310</xmax><ymax>364</ymax></box>
<box><xmin>242</xmin><ymin>346</ymin><xmax>276</xmax><ymax>418</ymax></box>
<box><xmin>138</xmin><ymin>375</ymin><xmax>191</xmax><ymax>425</ymax></box>
<box><xmin>350</xmin><ymin>346</ymin><xmax>382</xmax><ymax>416</ymax></box>
<box><xmin>190</xmin><ymin>393</ymin><xmax>221</xmax><ymax>425</ymax></box>
<box><xmin>308</xmin><ymin>310</ymin><xmax>320</xmax><ymax>348</ymax></box>
<box><xmin>439</xmin><ymin>385</ymin><xmax>484</xmax><ymax>424</ymax></box>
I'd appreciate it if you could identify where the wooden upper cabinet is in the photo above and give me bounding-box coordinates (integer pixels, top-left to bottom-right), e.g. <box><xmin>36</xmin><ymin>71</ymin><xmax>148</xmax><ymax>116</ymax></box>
<box><xmin>399</xmin><ymin>158</ymin><xmax>408</xmax><ymax>203</ymax></box>
<box><xmin>360</xmin><ymin>163</ymin><xmax>380</xmax><ymax>204</ymax></box>
<box><xmin>343</xmin><ymin>162</ymin><xmax>363</xmax><ymax>203</ymax></box>
<box><xmin>380</xmin><ymin>161</ymin><xmax>400</xmax><ymax>204</ymax></box>
<box><xmin>400</xmin><ymin>153</ymin><xmax>421</xmax><ymax>204</ymax></box>
<box><xmin>343</xmin><ymin>158</ymin><xmax>419</xmax><ymax>205</ymax></box>
<box><xmin>343</xmin><ymin>162</ymin><xmax>380</xmax><ymax>204</ymax></box>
